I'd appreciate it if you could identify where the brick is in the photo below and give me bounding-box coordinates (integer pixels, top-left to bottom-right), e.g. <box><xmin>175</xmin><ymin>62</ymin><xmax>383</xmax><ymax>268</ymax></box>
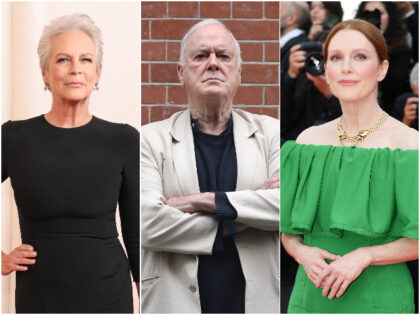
<box><xmin>265</xmin><ymin>86</ymin><xmax>279</xmax><ymax>105</ymax></box>
<box><xmin>224</xmin><ymin>20</ymin><xmax>279</xmax><ymax>40</ymax></box>
<box><xmin>142</xmin><ymin>85</ymin><xmax>166</xmax><ymax>104</ymax></box>
<box><xmin>142</xmin><ymin>63</ymin><xmax>149</xmax><ymax>82</ymax></box>
<box><xmin>151</xmin><ymin>20</ymin><xmax>197</xmax><ymax>40</ymax></box>
<box><xmin>142</xmin><ymin>42</ymin><xmax>166</xmax><ymax>61</ymax></box>
<box><xmin>200</xmin><ymin>2</ymin><xmax>230</xmax><ymax>18</ymax></box>
<box><xmin>168</xmin><ymin>85</ymin><xmax>188</xmax><ymax>104</ymax></box>
<box><xmin>151</xmin><ymin>63</ymin><xmax>179</xmax><ymax>83</ymax></box>
<box><xmin>265</xmin><ymin>2</ymin><xmax>279</xmax><ymax>19</ymax></box>
<box><xmin>233</xmin><ymin>86</ymin><xmax>263</xmax><ymax>105</ymax></box>
<box><xmin>237</xmin><ymin>106</ymin><xmax>279</xmax><ymax>119</ymax></box>
<box><xmin>141</xmin><ymin>106</ymin><xmax>149</xmax><ymax>125</ymax></box>
<box><xmin>167</xmin><ymin>42</ymin><xmax>181</xmax><ymax>61</ymax></box>
<box><xmin>240</xmin><ymin>43</ymin><xmax>263</xmax><ymax>62</ymax></box>
<box><xmin>241</xmin><ymin>64</ymin><xmax>278</xmax><ymax>84</ymax></box>
<box><xmin>233</xmin><ymin>2</ymin><xmax>263</xmax><ymax>19</ymax></box>
<box><xmin>169</xmin><ymin>2</ymin><xmax>198</xmax><ymax>17</ymax></box>
<box><xmin>151</xmin><ymin>106</ymin><xmax>187</xmax><ymax>122</ymax></box>
<box><xmin>265</xmin><ymin>42</ymin><xmax>279</xmax><ymax>62</ymax></box>
<box><xmin>142</xmin><ymin>20</ymin><xmax>149</xmax><ymax>40</ymax></box>
<box><xmin>142</xmin><ymin>2</ymin><xmax>166</xmax><ymax>18</ymax></box>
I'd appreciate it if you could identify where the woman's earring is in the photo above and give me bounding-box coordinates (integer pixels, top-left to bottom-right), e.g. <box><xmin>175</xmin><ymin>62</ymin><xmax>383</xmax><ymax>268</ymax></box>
<box><xmin>94</xmin><ymin>83</ymin><xmax>99</xmax><ymax>91</ymax></box>
<box><xmin>44</xmin><ymin>84</ymin><xmax>50</xmax><ymax>91</ymax></box>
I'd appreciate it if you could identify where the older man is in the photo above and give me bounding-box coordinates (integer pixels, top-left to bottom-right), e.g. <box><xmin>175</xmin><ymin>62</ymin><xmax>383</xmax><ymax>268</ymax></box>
<box><xmin>141</xmin><ymin>19</ymin><xmax>279</xmax><ymax>313</ymax></box>
<box><xmin>280</xmin><ymin>1</ymin><xmax>310</xmax><ymax>78</ymax></box>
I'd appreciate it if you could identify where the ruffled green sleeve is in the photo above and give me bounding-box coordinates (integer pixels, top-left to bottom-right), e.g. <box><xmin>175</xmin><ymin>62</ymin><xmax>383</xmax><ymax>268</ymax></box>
<box><xmin>281</xmin><ymin>141</ymin><xmax>418</xmax><ymax>239</ymax></box>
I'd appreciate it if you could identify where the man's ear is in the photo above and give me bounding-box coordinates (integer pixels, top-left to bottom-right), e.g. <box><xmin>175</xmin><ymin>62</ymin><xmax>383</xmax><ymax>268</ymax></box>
<box><xmin>177</xmin><ymin>63</ymin><xmax>184</xmax><ymax>86</ymax></box>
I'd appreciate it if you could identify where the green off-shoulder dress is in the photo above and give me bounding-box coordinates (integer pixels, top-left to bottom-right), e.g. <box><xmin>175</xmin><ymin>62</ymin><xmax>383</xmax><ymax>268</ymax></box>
<box><xmin>281</xmin><ymin>141</ymin><xmax>419</xmax><ymax>313</ymax></box>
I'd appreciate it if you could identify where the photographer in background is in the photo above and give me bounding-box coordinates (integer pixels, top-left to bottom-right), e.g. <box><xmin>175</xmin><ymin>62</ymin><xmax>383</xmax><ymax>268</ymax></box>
<box><xmin>281</xmin><ymin>2</ymin><xmax>311</xmax><ymax>81</ymax></box>
<box><xmin>281</xmin><ymin>29</ymin><xmax>341</xmax><ymax>144</ymax></box>
<box><xmin>308</xmin><ymin>2</ymin><xmax>343</xmax><ymax>40</ymax></box>
<box><xmin>394</xmin><ymin>63</ymin><xmax>419</xmax><ymax>130</ymax></box>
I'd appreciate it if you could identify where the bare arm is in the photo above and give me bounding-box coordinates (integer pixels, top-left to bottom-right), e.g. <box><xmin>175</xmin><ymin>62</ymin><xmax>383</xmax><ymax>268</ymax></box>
<box><xmin>316</xmin><ymin>237</ymin><xmax>418</xmax><ymax>299</ymax></box>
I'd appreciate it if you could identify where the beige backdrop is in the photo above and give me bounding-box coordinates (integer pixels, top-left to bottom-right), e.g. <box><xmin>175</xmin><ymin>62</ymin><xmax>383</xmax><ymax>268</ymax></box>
<box><xmin>1</xmin><ymin>2</ymin><xmax>140</xmax><ymax>313</ymax></box>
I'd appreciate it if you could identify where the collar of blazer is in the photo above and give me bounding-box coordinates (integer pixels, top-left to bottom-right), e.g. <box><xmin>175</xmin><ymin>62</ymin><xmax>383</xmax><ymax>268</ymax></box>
<box><xmin>169</xmin><ymin>109</ymin><xmax>259</xmax><ymax>142</ymax></box>
<box><xmin>169</xmin><ymin>109</ymin><xmax>260</xmax><ymax>194</ymax></box>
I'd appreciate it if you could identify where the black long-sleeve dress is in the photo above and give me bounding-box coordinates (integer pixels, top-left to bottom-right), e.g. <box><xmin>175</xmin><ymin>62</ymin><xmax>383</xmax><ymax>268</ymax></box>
<box><xmin>2</xmin><ymin>115</ymin><xmax>139</xmax><ymax>313</ymax></box>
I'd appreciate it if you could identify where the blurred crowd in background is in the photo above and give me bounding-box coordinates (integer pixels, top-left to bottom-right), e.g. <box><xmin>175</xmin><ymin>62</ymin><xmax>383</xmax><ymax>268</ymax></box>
<box><xmin>280</xmin><ymin>1</ymin><xmax>419</xmax><ymax>146</ymax></box>
<box><xmin>280</xmin><ymin>2</ymin><xmax>419</xmax><ymax>312</ymax></box>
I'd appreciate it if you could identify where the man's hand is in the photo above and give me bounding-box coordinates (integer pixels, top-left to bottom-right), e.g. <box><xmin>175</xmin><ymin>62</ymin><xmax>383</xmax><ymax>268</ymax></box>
<box><xmin>165</xmin><ymin>195</ymin><xmax>199</xmax><ymax>213</ymax></box>
<box><xmin>288</xmin><ymin>44</ymin><xmax>306</xmax><ymax>79</ymax></box>
<box><xmin>306</xmin><ymin>73</ymin><xmax>332</xmax><ymax>98</ymax></box>
<box><xmin>403</xmin><ymin>97</ymin><xmax>418</xmax><ymax>127</ymax></box>
<box><xmin>258</xmin><ymin>173</ymin><xmax>279</xmax><ymax>189</ymax></box>
<box><xmin>166</xmin><ymin>192</ymin><xmax>216</xmax><ymax>214</ymax></box>
<box><xmin>2</xmin><ymin>245</ymin><xmax>37</xmax><ymax>276</ymax></box>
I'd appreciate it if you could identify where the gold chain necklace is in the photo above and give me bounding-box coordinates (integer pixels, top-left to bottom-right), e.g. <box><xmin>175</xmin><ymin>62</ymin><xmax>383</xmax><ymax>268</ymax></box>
<box><xmin>337</xmin><ymin>112</ymin><xmax>388</xmax><ymax>145</ymax></box>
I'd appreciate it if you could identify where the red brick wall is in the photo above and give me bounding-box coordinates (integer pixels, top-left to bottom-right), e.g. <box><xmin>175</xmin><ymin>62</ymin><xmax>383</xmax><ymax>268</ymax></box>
<box><xmin>141</xmin><ymin>1</ymin><xmax>279</xmax><ymax>125</ymax></box>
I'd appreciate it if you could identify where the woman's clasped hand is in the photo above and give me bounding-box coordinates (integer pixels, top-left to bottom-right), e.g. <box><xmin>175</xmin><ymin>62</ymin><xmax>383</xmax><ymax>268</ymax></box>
<box><xmin>1</xmin><ymin>244</ymin><xmax>37</xmax><ymax>275</ymax></box>
<box><xmin>299</xmin><ymin>246</ymin><xmax>371</xmax><ymax>300</ymax></box>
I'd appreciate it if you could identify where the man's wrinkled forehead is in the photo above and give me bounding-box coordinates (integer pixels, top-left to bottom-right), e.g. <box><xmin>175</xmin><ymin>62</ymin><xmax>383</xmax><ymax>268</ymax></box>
<box><xmin>184</xmin><ymin>24</ymin><xmax>236</xmax><ymax>56</ymax></box>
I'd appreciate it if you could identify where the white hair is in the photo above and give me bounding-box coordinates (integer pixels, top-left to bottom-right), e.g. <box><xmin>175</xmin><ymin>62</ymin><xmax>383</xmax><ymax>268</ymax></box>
<box><xmin>410</xmin><ymin>63</ymin><xmax>418</xmax><ymax>89</ymax></box>
<box><xmin>37</xmin><ymin>13</ymin><xmax>103</xmax><ymax>73</ymax></box>
<box><xmin>179</xmin><ymin>19</ymin><xmax>242</xmax><ymax>68</ymax></box>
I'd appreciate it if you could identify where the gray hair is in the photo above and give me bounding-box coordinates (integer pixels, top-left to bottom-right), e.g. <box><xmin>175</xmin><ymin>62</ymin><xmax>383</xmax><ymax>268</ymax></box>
<box><xmin>179</xmin><ymin>19</ymin><xmax>242</xmax><ymax>68</ymax></box>
<box><xmin>37</xmin><ymin>13</ymin><xmax>103</xmax><ymax>73</ymax></box>
<box><xmin>293</xmin><ymin>2</ymin><xmax>311</xmax><ymax>32</ymax></box>
<box><xmin>410</xmin><ymin>63</ymin><xmax>418</xmax><ymax>89</ymax></box>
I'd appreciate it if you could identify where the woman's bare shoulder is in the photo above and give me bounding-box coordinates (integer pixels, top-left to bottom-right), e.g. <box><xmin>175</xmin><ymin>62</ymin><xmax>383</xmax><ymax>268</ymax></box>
<box><xmin>296</xmin><ymin>119</ymin><xmax>339</xmax><ymax>145</ymax></box>
<box><xmin>387</xmin><ymin>117</ymin><xmax>419</xmax><ymax>150</ymax></box>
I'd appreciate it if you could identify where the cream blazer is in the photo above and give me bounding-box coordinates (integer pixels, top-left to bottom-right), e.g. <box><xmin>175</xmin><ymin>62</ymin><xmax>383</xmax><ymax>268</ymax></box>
<box><xmin>141</xmin><ymin>109</ymin><xmax>280</xmax><ymax>313</ymax></box>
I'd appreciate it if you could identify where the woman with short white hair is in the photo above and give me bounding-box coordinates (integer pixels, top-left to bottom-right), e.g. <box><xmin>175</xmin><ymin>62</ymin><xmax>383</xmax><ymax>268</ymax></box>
<box><xmin>2</xmin><ymin>13</ymin><xmax>139</xmax><ymax>313</ymax></box>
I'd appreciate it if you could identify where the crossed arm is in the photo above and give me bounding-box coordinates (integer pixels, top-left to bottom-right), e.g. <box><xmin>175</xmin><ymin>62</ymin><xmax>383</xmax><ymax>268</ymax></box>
<box><xmin>165</xmin><ymin>173</ymin><xmax>279</xmax><ymax>235</ymax></box>
<box><xmin>281</xmin><ymin>233</ymin><xmax>418</xmax><ymax>299</ymax></box>
<box><xmin>141</xmin><ymin>129</ymin><xmax>280</xmax><ymax>253</ymax></box>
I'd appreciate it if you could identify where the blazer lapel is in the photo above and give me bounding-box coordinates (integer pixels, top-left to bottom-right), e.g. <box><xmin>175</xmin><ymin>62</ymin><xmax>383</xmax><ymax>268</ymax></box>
<box><xmin>170</xmin><ymin>110</ymin><xmax>201</xmax><ymax>195</ymax></box>
<box><xmin>232</xmin><ymin>110</ymin><xmax>259</xmax><ymax>190</ymax></box>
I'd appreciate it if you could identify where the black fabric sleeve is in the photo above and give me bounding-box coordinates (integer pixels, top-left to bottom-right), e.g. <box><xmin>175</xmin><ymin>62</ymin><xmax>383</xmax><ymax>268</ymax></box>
<box><xmin>215</xmin><ymin>192</ymin><xmax>237</xmax><ymax>221</ymax></box>
<box><xmin>2</xmin><ymin>121</ymin><xmax>11</xmax><ymax>183</ymax></box>
<box><xmin>118</xmin><ymin>124</ymin><xmax>140</xmax><ymax>282</ymax></box>
<box><xmin>210</xmin><ymin>192</ymin><xmax>238</xmax><ymax>254</ymax></box>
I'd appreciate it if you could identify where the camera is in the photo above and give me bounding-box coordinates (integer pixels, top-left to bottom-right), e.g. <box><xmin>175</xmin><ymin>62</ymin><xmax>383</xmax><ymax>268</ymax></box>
<box><xmin>300</xmin><ymin>42</ymin><xmax>324</xmax><ymax>76</ymax></box>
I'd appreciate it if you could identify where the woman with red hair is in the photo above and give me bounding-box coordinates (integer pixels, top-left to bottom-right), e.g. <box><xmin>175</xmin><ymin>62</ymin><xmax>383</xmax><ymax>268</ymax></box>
<box><xmin>281</xmin><ymin>19</ymin><xmax>418</xmax><ymax>313</ymax></box>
